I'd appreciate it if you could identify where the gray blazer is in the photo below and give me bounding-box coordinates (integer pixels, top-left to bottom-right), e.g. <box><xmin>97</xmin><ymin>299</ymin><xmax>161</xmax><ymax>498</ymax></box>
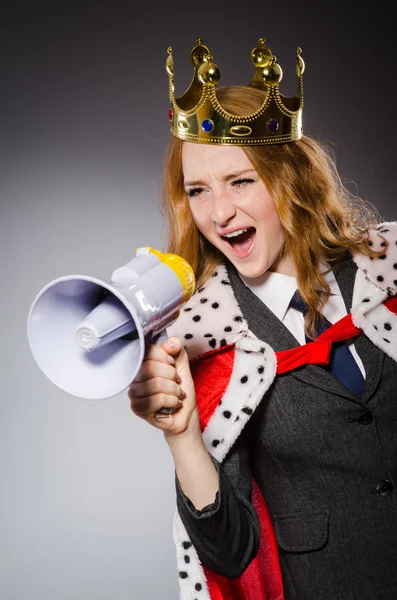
<box><xmin>177</xmin><ymin>259</ymin><xmax>397</xmax><ymax>600</ymax></box>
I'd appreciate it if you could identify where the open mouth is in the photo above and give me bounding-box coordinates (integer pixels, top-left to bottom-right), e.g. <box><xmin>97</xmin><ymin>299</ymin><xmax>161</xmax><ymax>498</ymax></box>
<box><xmin>221</xmin><ymin>227</ymin><xmax>256</xmax><ymax>255</ymax></box>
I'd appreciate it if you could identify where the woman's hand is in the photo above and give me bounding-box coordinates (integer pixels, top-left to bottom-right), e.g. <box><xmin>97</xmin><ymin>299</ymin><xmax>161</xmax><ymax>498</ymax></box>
<box><xmin>128</xmin><ymin>336</ymin><xmax>201</xmax><ymax>440</ymax></box>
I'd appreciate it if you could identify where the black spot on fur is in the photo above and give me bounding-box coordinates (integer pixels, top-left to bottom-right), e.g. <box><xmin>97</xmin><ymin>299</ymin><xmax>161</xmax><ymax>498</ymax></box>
<box><xmin>224</xmin><ymin>326</ymin><xmax>232</xmax><ymax>332</ymax></box>
<box><xmin>383</xmin><ymin>338</ymin><xmax>391</xmax><ymax>343</ymax></box>
<box><xmin>234</xmin><ymin>315</ymin><xmax>243</xmax><ymax>322</ymax></box>
<box><xmin>195</xmin><ymin>583</ymin><xmax>202</xmax><ymax>591</ymax></box>
<box><xmin>212</xmin><ymin>271</ymin><xmax>218</xmax><ymax>277</ymax></box>
<box><xmin>221</xmin><ymin>280</ymin><xmax>231</xmax><ymax>285</ymax></box>
<box><xmin>185</xmin><ymin>333</ymin><xmax>193</xmax><ymax>340</ymax></box>
<box><xmin>223</xmin><ymin>410</ymin><xmax>232</xmax><ymax>419</ymax></box>
<box><xmin>193</xmin><ymin>315</ymin><xmax>201</xmax><ymax>322</ymax></box>
<box><xmin>198</xmin><ymin>287</ymin><xmax>205</xmax><ymax>293</ymax></box>
<box><xmin>184</xmin><ymin>307</ymin><xmax>192</xmax><ymax>312</ymax></box>
<box><xmin>378</xmin><ymin>255</ymin><xmax>387</xmax><ymax>260</ymax></box>
<box><xmin>362</xmin><ymin>298</ymin><xmax>370</xmax><ymax>303</ymax></box>
<box><xmin>384</xmin><ymin>323</ymin><xmax>392</xmax><ymax>331</ymax></box>
<box><xmin>179</xmin><ymin>571</ymin><xmax>188</xmax><ymax>579</ymax></box>
<box><xmin>393</xmin><ymin>263</ymin><xmax>397</xmax><ymax>269</ymax></box>
<box><xmin>211</xmin><ymin>302</ymin><xmax>219</xmax><ymax>309</ymax></box>
<box><xmin>204</xmin><ymin>333</ymin><xmax>213</xmax><ymax>338</ymax></box>
<box><xmin>184</xmin><ymin>555</ymin><xmax>190</xmax><ymax>563</ymax></box>
<box><xmin>182</xmin><ymin>541</ymin><xmax>192</xmax><ymax>549</ymax></box>
<box><xmin>373</xmin><ymin>325</ymin><xmax>378</xmax><ymax>330</ymax></box>
<box><xmin>212</xmin><ymin>439</ymin><xmax>220</xmax><ymax>448</ymax></box>
<box><xmin>241</xmin><ymin>406</ymin><xmax>253</xmax><ymax>415</ymax></box>
<box><xmin>377</xmin><ymin>275</ymin><xmax>384</xmax><ymax>282</ymax></box>
<box><xmin>220</xmin><ymin>339</ymin><xmax>227</xmax><ymax>347</ymax></box>
<box><xmin>200</xmin><ymin>298</ymin><xmax>208</xmax><ymax>304</ymax></box>
<box><xmin>240</xmin><ymin>375</ymin><xmax>248</xmax><ymax>384</ymax></box>
<box><xmin>209</xmin><ymin>338</ymin><xmax>217</xmax><ymax>348</ymax></box>
<box><xmin>258</xmin><ymin>365</ymin><xmax>264</xmax><ymax>374</ymax></box>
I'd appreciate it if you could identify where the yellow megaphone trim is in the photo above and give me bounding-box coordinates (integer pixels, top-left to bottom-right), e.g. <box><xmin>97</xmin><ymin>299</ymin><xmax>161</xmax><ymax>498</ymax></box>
<box><xmin>143</xmin><ymin>247</ymin><xmax>196</xmax><ymax>303</ymax></box>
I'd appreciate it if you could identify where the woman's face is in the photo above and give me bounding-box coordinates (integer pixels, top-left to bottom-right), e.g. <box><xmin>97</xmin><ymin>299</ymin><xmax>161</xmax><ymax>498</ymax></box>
<box><xmin>182</xmin><ymin>142</ymin><xmax>294</xmax><ymax>280</ymax></box>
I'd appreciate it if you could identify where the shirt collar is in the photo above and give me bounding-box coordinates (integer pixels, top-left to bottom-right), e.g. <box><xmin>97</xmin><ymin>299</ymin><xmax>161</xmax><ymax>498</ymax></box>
<box><xmin>238</xmin><ymin>262</ymin><xmax>340</xmax><ymax>321</ymax></box>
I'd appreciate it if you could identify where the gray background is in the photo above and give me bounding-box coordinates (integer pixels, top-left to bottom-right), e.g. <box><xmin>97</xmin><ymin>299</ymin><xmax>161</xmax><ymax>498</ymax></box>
<box><xmin>1</xmin><ymin>1</ymin><xmax>395</xmax><ymax>599</ymax></box>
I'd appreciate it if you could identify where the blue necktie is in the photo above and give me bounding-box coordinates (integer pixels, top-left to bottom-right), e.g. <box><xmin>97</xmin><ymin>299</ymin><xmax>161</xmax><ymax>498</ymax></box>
<box><xmin>289</xmin><ymin>290</ymin><xmax>365</xmax><ymax>398</ymax></box>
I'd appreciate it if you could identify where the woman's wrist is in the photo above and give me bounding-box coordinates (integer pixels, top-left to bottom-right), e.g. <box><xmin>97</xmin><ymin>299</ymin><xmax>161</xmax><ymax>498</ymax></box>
<box><xmin>165</xmin><ymin>419</ymin><xmax>219</xmax><ymax>510</ymax></box>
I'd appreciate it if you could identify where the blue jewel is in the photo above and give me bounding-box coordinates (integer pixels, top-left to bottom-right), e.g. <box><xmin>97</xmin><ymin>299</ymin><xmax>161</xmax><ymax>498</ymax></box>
<box><xmin>201</xmin><ymin>119</ymin><xmax>214</xmax><ymax>132</ymax></box>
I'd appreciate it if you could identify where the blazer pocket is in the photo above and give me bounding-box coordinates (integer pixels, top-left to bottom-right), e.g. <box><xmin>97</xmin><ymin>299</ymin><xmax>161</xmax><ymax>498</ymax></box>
<box><xmin>273</xmin><ymin>511</ymin><xmax>330</xmax><ymax>553</ymax></box>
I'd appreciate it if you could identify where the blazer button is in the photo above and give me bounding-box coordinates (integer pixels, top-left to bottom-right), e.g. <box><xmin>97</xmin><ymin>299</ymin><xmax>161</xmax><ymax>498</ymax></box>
<box><xmin>376</xmin><ymin>480</ymin><xmax>393</xmax><ymax>496</ymax></box>
<box><xmin>356</xmin><ymin>410</ymin><xmax>373</xmax><ymax>425</ymax></box>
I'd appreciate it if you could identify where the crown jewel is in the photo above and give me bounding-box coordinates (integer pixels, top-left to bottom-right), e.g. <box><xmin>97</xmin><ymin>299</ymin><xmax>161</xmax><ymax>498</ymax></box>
<box><xmin>166</xmin><ymin>37</ymin><xmax>305</xmax><ymax>146</ymax></box>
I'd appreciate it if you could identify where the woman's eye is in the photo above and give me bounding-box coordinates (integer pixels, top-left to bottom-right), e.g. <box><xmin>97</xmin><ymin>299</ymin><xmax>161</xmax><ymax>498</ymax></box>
<box><xmin>232</xmin><ymin>178</ymin><xmax>254</xmax><ymax>187</ymax></box>
<box><xmin>186</xmin><ymin>187</ymin><xmax>203</xmax><ymax>198</ymax></box>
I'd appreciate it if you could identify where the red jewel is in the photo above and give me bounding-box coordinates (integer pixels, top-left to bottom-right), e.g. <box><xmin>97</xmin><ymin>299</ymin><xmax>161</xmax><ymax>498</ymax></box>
<box><xmin>168</xmin><ymin>108</ymin><xmax>173</xmax><ymax>120</ymax></box>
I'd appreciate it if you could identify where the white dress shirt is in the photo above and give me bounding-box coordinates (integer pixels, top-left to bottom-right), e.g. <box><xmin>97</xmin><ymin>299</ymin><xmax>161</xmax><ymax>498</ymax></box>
<box><xmin>239</xmin><ymin>265</ymin><xmax>366</xmax><ymax>378</ymax></box>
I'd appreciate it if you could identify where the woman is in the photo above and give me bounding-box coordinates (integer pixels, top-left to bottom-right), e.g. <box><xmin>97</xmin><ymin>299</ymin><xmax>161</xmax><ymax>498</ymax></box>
<box><xmin>128</xmin><ymin>37</ymin><xmax>397</xmax><ymax>600</ymax></box>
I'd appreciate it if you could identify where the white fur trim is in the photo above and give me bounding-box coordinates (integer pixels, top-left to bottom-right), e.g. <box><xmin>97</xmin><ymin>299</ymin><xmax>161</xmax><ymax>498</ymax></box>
<box><xmin>351</xmin><ymin>270</ymin><xmax>397</xmax><ymax>361</ymax></box>
<box><xmin>202</xmin><ymin>333</ymin><xmax>277</xmax><ymax>463</ymax></box>
<box><xmin>173</xmin><ymin>511</ymin><xmax>210</xmax><ymax>600</ymax></box>
<box><xmin>352</xmin><ymin>221</ymin><xmax>397</xmax><ymax>296</ymax></box>
<box><xmin>168</xmin><ymin>264</ymin><xmax>248</xmax><ymax>359</ymax></box>
<box><xmin>352</xmin><ymin>301</ymin><xmax>397</xmax><ymax>361</ymax></box>
<box><xmin>351</xmin><ymin>267</ymin><xmax>388</xmax><ymax>316</ymax></box>
<box><xmin>351</xmin><ymin>257</ymin><xmax>397</xmax><ymax>360</ymax></box>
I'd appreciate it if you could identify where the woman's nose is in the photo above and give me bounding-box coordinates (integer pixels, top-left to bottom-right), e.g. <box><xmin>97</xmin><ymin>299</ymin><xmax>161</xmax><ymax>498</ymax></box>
<box><xmin>210</xmin><ymin>192</ymin><xmax>236</xmax><ymax>225</ymax></box>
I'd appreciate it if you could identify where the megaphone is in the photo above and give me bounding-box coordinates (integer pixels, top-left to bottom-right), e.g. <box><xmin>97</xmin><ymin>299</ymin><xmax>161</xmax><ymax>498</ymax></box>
<box><xmin>27</xmin><ymin>247</ymin><xmax>195</xmax><ymax>400</ymax></box>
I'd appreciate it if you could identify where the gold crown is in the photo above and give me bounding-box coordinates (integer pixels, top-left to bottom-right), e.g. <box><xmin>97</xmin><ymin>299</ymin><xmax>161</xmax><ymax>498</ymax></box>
<box><xmin>165</xmin><ymin>37</ymin><xmax>305</xmax><ymax>146</ymax></box>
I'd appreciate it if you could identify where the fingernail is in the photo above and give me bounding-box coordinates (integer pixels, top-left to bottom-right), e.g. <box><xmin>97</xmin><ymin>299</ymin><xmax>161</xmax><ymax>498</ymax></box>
<box><xmin>167</xmin><ymin>340</ymin><xmax>175</xmax><ymax>348</ymax></box>
<box><xmin>176</xmin><ymin>373</ymin><xmax>182</xmax><ymax>383</ymax></box>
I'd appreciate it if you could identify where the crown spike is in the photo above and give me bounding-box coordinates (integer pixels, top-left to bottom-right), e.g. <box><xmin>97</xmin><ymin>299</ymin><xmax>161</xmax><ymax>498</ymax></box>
<box><xmin>296</xmin><ymin>47</ymin><xmax>305</xmax><ymax>77</ymax></box>
<box><xmin>166</xmin><ymin>48</ymin><xmax>174</xmax><ymax>77</ymax></box>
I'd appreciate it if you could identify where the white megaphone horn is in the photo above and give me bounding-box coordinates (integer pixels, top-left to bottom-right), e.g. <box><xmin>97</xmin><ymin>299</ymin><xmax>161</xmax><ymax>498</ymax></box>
<box><xmin>27</xmin><ymin>247</ymin><xmax>195</xmax><ymax>400</ymax></box>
